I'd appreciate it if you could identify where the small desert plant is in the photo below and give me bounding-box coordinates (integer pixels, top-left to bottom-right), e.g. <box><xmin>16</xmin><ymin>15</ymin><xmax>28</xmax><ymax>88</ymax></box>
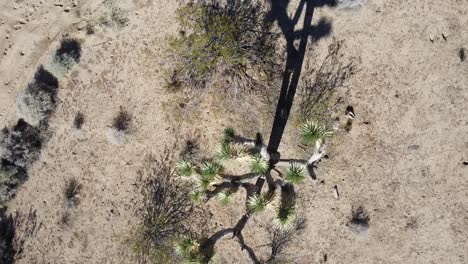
<box><xmin>174</xmin><ymin>235</ymin><xmax>201</xmax><ymax>258</ymax></box>
<box><xmin>112</xmin><ymin>107</ymin><xmax>131</xmax><ymax>132</ymax></box>
<box><xmin>48</xmin><ymin>38</ymin><xmax>81</xmax><ymax>78</ymax></box>
<box><xmin>176</xmin><ymin>159</ymin><xmax>196</xmax><ymax>177</ymax></box>
<box><xmin>459</xmin><ymin>47</ymin><xmax>466</xmax><ymax>62</ymax></box>
<box><xmin>170</xmin><ymin>0</ymin><xmax>277</xmax><ymax>92</ymax></box>
<box><xmin>200</xmin><ymin>161</ymin><xmax>223</xmax><ymax>182</ymax></box>
<box><xmin>73</xmin><ymin>112</ymin><xmax>85</xmax><ymax>130</ymax></box>
<box><xmin>58</xmin><ymin>211</ymin><xmax>72</xmax><ymax>228</ymax></box>
<box><xmin>98</xmin><ymin>0</ymin><xmax>128</xmax><ymax>27</ymax></box>
<box><xmin>285</xmin><ymin>163</ymin><xmax>306</xmax><ymax>185</ymax></box>
<box><xmin>300</xmin><ymin>120</ymin><xmax>333</xmax><ymax>146</ymax></box>
<box><xmin>215</xmin><ymin>141</ymin><xmax>234</xmax><ymax>160</ymax></box>
<box><xmin>250</xmin><ymin>154</ymin><xmax>269</xmax><ymax>175</ymax></box>
<box><xmin>348</xmin><ymin>206</ymin><xmax>369</xmax><ymax>235</ymax></box>
<box><xmin>64</xmin><ymin>178</ymin><xmax>81</xmax><ymax>207</ymax></box>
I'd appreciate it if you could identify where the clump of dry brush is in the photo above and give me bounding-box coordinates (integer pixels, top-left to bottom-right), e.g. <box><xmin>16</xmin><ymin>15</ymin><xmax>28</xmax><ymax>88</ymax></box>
<box><xmin>125</xmin><ymin>151</ymin><xmax>196</xmax><ymax>263</ymax></box>
<box><xmin>169</xmin><ymin>0</ymin><xmax>280</xmax><ymax>95</ymax></box>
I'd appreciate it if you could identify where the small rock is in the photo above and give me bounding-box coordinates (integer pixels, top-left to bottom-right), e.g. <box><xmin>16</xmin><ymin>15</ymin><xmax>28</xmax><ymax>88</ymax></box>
<box><xmin>20</xmin><ymin>51</ymin><xmax>25</xmax><ymax>56</ymax></box>
<box><xmin>55</xmin><ymin>2</ymin><xmax>64</xmax><ymax>7</ymax></box>
<box><xmin>17</xmin><ymin>18</ymin><xmax>27</xmax><ymax>24</ymax></box>
<box><xmin>408</xmin><ymin>144</ymin><xmax>420</xmax><ymax>150</ymax></box>
<box><xmin>73</xmin><ymin>0</ymin><xmax>78</xmax><ymax>7</ymax></box>
<box><xmin>64</xmin><ymin>6</ymin><xmax>71</xmax><ymax>12</ymax></box>
<box><xmin>12</xmin><ymin>24</ymin><xmax>22</xmax><ymax>30</ymax></box>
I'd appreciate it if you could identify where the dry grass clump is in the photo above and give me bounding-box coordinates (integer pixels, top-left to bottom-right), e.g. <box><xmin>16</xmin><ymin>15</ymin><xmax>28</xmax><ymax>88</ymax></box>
<box><xmin>348</xmin><ymin>206</ymin><xmax>370</xmax><ymax>235</ymax></box>
<box><xmin>0</xmin><ymin>208</ymin><xmax>38</xmax><ymax>264</ymax></box>
<box><xmin>169</xmin><ymin>0</ymin><xmax>279</xmax><ymax>94</ymax></box>
<box><xmin>108</xmin><ymin>107</ymin><xmax>131</xmax><ymax>145</ymax></box>
<box><xmin>64</xmin><ymin>178</ymin><xmax>82</xmax><ymax>207</ymax></box>
<box><xmin>73</xmin><ymin>112</ymin><xmax>85</xmax><ymax>130</ymax></box>
<box><xmin>299</xmin><ymin>40</ymin><xmax>355</xmax><ymax>123</ymax></box>
<box><xmin>125</xmin><ymin>152</ymin><xmax>195</xmax><ymax>263</ymax></box>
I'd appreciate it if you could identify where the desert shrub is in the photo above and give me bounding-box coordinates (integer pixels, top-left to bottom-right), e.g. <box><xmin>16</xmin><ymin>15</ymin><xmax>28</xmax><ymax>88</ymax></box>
<box><xmin>17</xmin><ymin>66</ymin><xmax>58</xmax><ymax>127</ymax></box>
<box><xmin>73</xmin><ymin>112</ymin><xmax>85</xmax><ymax>130</ymax></box>
<box><xmin>64</xmin><ymin>178</ymin><xmax>81</xmax><ymax>207</ymax></box>
<box><xmin>126</xmin><ymin>153</ymin><xmax>194</xmax><ymax>263</ymax></box>
<box><xmin>459</xmin><ymin>47</ymin><xmax>466</xmax><ymax>62</ymax></box>
<box><xmin>170</xmin><ymin>0</ymin><xmax>278</xmax><ymax>93</ymax></box>
<box><xmin>108</xmin><ymin>107</ymin><xmax>131</xmax><ymax>145</ymax></box>
<box><xmin>58</xmin><ymin>211</ymin><xmax>72</xmax><ymax>228</ymax></box>
<box><xmin>348</xmin><ymin>206</ymin><xmax>369</xmax><ymax>235</ymax></box>
<box><xmin>48</xmin><ymin>38</ymin><xmax>81</xmax><ymax>78</ymax></box>
<box><xmin>0</xmin><ymin>120</ymin><xmax>43</xmax><ymax>203</ymax></box>
<box><xmin>98</xmin><ymin>0</ymin><xmax>128</xmax><ymax>27</ymax></box>
<box><xmin>112</xmin><ymin>107</ymin><xmax>131</xmax><ymax>132</ymax></box>
<box><xmin>0</xmin><ymin>207</ymin><xmax>38</xmax><ymax>264</ymax></box>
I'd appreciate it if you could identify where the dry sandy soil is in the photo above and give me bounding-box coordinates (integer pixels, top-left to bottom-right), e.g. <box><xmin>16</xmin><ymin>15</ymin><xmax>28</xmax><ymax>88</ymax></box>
<box><xmin>1</xmin><ymin>0</ymin><xmax>467</xmax><ymax>263</ymax></box>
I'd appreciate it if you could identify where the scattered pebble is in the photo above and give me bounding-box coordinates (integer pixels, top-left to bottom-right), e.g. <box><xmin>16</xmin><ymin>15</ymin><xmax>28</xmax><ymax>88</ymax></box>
<box><xmin>333</xmin><ymin>185</ymin><xmax>340</xmax><ymax>199</ymax></box>
<box><xmin>64</xmin><ymin>6</ymin><xmax>71</xmax><ymax>12</ymax></box>
<box><xmin>20</xmin><ymin>51</ymin><xmax>25</xmax><ymax>56</ymax></box>
<box><xmin>13</xmin><ymin>24</ymin><xmax>22</xmax><ymax>30</ymax></box>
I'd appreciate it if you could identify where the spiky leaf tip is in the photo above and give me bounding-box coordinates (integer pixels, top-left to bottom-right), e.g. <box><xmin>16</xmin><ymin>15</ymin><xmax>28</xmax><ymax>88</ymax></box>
<box><xmin>250</xmin><ymin>154</ymin><xmax>269</xmax><ymax>175</ymax></box>
<box><xmin>217</xmin><ymin>190</ymin><xmax>234</xmax><ymax>205</ymax></box>
<box><xmin>176</xmin><ymin>159</ymin><xmax>196</xmax><ymax>177</ymax></box>
<box><xmin>247</xmin><ymin>194</ymin><xmax>268</xmax><ymax>213</ymax></box>
<box><xmin>300</xmin><ymin>120</ymin><xmax>333</xmax><ymax>145</ymax></box>
<box><xmin>286</xmin><ymin>163</ymin><xmax>306</xmax><ymax>184</ymax></box>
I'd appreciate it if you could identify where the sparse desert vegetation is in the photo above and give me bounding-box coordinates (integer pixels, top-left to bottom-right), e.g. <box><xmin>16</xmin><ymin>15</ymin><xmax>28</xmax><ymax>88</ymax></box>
<box><xmin>0</xmin><ymin>0</ymin><xmax>467</xmax><ymax>263</ymax></box>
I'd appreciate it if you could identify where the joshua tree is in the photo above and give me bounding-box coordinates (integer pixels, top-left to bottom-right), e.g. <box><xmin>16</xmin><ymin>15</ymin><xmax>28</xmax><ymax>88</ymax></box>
<box><xmin>171</xmin><ymin>0</ymin><xmax>344</xmax><ymax>263</ymax></box>
<box><xmin>174</xmin><ymin>121</ymin><xmax>333</xmax><ymax>262</ymax></box>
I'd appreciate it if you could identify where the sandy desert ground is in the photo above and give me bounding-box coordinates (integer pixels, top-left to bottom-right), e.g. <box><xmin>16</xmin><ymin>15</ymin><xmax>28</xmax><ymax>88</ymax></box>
<box><xmin>1</xmin><ymin>0</ymin><xmax>467</xmax><ymax>263</ymax></box>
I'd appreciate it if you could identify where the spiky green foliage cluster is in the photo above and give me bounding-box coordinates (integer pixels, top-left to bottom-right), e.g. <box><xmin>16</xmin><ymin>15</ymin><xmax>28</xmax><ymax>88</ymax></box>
<box><xmin>190</xmin><ymin>190</ymin><xmax>206</xmax><ymax>202</ymax></box>
<box><xmin>272</xmin><ymin>202</ymin><xmax>297</xmax><ymax>231</ymax></box>
<box><xmin>201</xmin><ymin>161</ymin><xmax>224</xmax><ymax>182</ymax></box>
<box><xmin>215</xmin><ymin>141</ymin><xmax>235</xmax><ymax>160</ymax></box>
<box><xmin>250</xmin><ymin>154</ymin><xmax>269</xmax><ymax>175</ymax></box>
<box><xmin>176</xmin><ymin>159</ymin><xmax>196</xmax><ymax>177</ymax></box>
<box><xmin>286</xmin><ymin>163</ymin><xmax>306</xmax><ymax>185</ymax></box>
<box><xmin>223</xmin><ymin>127</ymin><xmax>235</xmax><ymax>142</ymax></box>
<box><xmin>170</xmin><ymin>0</ymin><xmax>276</xmax><ymax>89</ymax></box>
<box><xmin>247</xmin><ymin>193</ymin><xmax>275</xmax><ymax>214</ymax></box>
<box><xmin>300</xmin><ymin>120</ymin><xmax>333</xmax><ymax>145</ymax></box>
<box><xmin>217</xmin><ymin>190</ymin><xmax>234</xmax><ymax>205</ymax></box>
<box><xmin>174</xmin><ymin>235</ymin><xmax>204</xmax><ymax>263</ymax></box>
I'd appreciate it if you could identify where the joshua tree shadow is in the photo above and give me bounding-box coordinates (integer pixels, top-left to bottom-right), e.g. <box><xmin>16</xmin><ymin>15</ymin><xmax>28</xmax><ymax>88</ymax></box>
<box><xmin>266</xmin><ymin>0</ymin><xmax>336</xmax><ymax>160</ymax></box>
